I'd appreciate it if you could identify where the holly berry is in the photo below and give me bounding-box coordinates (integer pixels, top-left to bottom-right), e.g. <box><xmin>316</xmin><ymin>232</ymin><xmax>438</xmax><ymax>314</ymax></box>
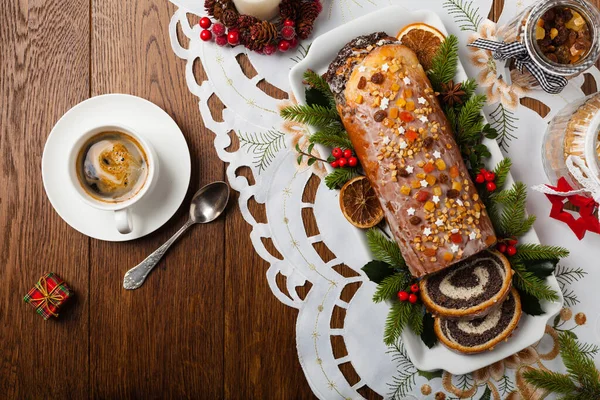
<box><xmin>506</xmin><ymin>238</ymin><xmax>518</xmax><ymax>246</ymax></box>
<box><xmin>410</xmin><ymin>284</ymin><xmax>419</xmax><ymax>293</ymax></box>
<box><xmin>212</xmin><ymin>23</ymin><xmax>226</xmax><ymax>37</ymax></box>
<box><xmin>200</xmin><ymin>29</ymin><xmax>213</xmax><ymax>41</ymax></box>
<box><xmin>330</xmin><ymin>160</ymin><xmax>339</xmax><ymax>168</ymax></box>
<box><xmin>343</xmin><ymin>149</ymin><xmax>353</xmax><ymax>159</ymax></box>
<box><xmin>263</xmin><ymin>44</ymin><xmax>277</xmax><ymax>55</ymax></box>
<box><xmin>281</xmin><ymin>26</ymin><xmax>296</xmax><ymax>41</ymax></box>
<box><xmin>408</xmin><ymin>294</ymin><xmax>418</xmax><ymax>304</ymax></box>
<box><xmin>475</xmin><ymin>173</ymin><xmax>485</xmax><ymax>184</ymax></box>
<box><xmin>284</xmin><ymin>19</ymin><xmax>295</xmax><ymax>27</ymax></box>
<box><xmin>289</xmin><ymin>37</ymin><xmax>299</xmax><ymax>48</ymax></box>
<box><xmin>348</xmin><ymin>157</ymin><xmax>358</xmax><ymax>167</ymax></box>
<box><xmin>332</xmin><ymin>147</ymin><xmax>343</xmax><ymax>159</ymax></box>
<box><xmin>398</xmin><ymin>291</ymin><xmax>409</xmax><ymax>302</ymax></box>
<box><xmin>338</xmin><ymin>157</ymin><xmax>348</xmax><ymax>168</ymax></box>
<box><xmin>227</xmin><ymin>30</ymin><xmax>240</xmax><ymax>46</ymax></box>
<box><xmin>200</xmin><ymin>17</ymin><xmax>212</xmax><ymax>29</ymax></box>
<box><xmin>506</xmin><ymin>245</ymin><xmax>517</xmax><ymax>256</ymax></box>
<box><xmin>484</xmin><ymin>171</ymin><xmax>496</xmax><ymax>182</ymax></box>
<box><xmin>278</xmin><ymin>40</ymin><xmax>291</xmax><ymax>52</ymax></box>
<box><xmin>497</xmin><ymin>243</ymin><xmax>507</xmax><ymax>253</ymax></box>
<box><xmin>486</xmin><ymin>181</ymin><xmax>497</xmax><ymax>192</ymax></box>
<box><xmin>480</xmin><ymin>168</ymin><xmax>487</xmax><ymax>175</ymax></box>
<box><xmin>215</xmin><ymin>35</ymin><xmax>228</xmax><ymax>47</ymax></box>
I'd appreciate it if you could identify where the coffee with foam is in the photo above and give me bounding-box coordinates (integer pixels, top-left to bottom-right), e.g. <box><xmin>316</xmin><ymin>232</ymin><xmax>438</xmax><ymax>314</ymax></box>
<box><xmin>76</xmin><ymin>131</ymin><xmax>149</xmax><ymax>203</ymax></box>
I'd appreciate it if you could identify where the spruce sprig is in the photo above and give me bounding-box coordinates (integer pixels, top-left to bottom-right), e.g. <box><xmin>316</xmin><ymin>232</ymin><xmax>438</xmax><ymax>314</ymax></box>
<box><xmin>515</xmin><ymin>244</ymin><xmax>570</xmax><ymax>262</ymax></box>
<box><xmin>366</xmin><ymin>229</ymin><xmax>406</xmax><ymax>268</ymax></box>
<box><xmin>490</xmin><ymin>182</ymin><xmax>536</xmax><ymax>238</ymax></box>
<box><xmin>493</xmin><ymin>158</ymin><xmax>512</xmax><ymax>189</ymax></box>
<box><xmin>384</xmin><ymin>301</ymin><xmax>414</xmax><ymax>346</ymax></box>
<box><xmin>280</xmin><ymin>104</ymin><xmax>340</xmax><ymax>127</ymax></box>
<box><xmin>524</xmin><ymin>332</ymin><xmax>600</xmax><ymax>399</ymax></box>
<box><xmin>373</xmin><ymin>272</ymin><xmax>412</xmax><ymax>303</ymax></box>
<box><xmin>324</xmin><ymin>167</ymin><xmax>359</xmax><ymax>189</ymax></box>
<box><xmin>303</xmin><ymin>70</ymin><xmax>336</xmax><ymax>107</ymax></box>
<box><xmin>512</xmin><ymin>261</ymin><xmax>559</xmax><ymax>301</ymax></box>
<box><xmin>309</xmin><ymin>125</ymin><xmax>353</xmax><ymax>149</ymax></box>
<box><xmin>427</xmin><ymin>34</ymin><xmax>459</xmax><ymax>91</ymax></box>
<box><xmin>455</xmin><ymin>94</ymin><xmax>486</xmax><ymax>142</ymax></box>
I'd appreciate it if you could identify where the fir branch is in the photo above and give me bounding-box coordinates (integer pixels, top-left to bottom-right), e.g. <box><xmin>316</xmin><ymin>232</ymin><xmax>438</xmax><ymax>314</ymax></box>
<box><xmin>461</xmin><ymin>78</ymin><xmax>478</xmax><ymax>98</ymax></box>
<box><xmin>523</xmin><ymin>370</ymin><xmax>578</xmax><ymax>394</ymax></box>
<box><xmin>443</xmin><ymin>0</ymin><xmax>483</xmax><ymax>32</ymax></box>
<box><xmin>303</xmin><ymin>69</ymin><xmax>333</xmax><ymax>100</ymax></box>
<box><xmin>427</xmin><ymin>35</ymin><xmax>459</xmax><ymax>91</ymax></box>
<box><xmin>494</xmin><ymin>182</ymin><xmax>536</xmax><ymax>238</ymax></box>
<box><xmin>577</xmin><ymin>342</ymin><xmax>600</xmax><ymax>358</ymax></box>
<box><xmin>489</xmin><ymin>103</ymin><xmax>518</xmax><ymax>152</ymax></box>
<box><xmin>516</xmin><ymin>244</ymin><xmax>570</xmax><ymax>262</ymax></box>
<box><xmin>309</xmin><ymin>125</ymin><xmax>353</xmax><ymax>149</ymax></box>
<box><xmin>456</xmin><ymin>94</ymin><xmax>486</xmax><ymax>141</ymax></box>
<box><xmin>373</xmin><ymin>272</ymin><xmax>412</xmax><ymax>303</ymax></box>
<box><xmin>384</xmin><ymin>301</ymin><xmax>413</xmax><ymax>345</ymax></box>
<box><xmin>409</xmin><ymin>307</ymin><xmax>424</xmax><ymax>336</ymax></box>
<box><xmin>387</xmin><ymin>341</ymin><xmax>418</xmax><ymax>399</ymax></box>
<box><xmin>238</xmin><ymin>130</ymin><xmax>286</xmax><ymax>172</ymax></box>
<box><xmin>324</xmin><ymin>167</ymin><xmax>359</xmax><ymax>189</ymax></box>
<box><xmin>512</xmin><ymin>261</ymin><xmax>559</xmax><ymax>301</ymax></box>
<box><xmin>280</xmin><ymin>104</ymin><xmax>340</xmax><ymax>128</ymax></box>
<box><xmin>493</xmin><ymin>158</ymin><xmax>512</xmax><ymax>189</ymax></box>
<box><xmin>555</xmin><ymin>265</ymin><xmax>587</xmax><ymax>286</ymax></box>
<box><xmin>559</xmin><ymin>332</ymin><xmax>600</xmax><ymax>391</ymax></box>
<box><xmin>366</xmin><ymin>228</ymin><xmax>406</xmax><ymax>268</ymax></box>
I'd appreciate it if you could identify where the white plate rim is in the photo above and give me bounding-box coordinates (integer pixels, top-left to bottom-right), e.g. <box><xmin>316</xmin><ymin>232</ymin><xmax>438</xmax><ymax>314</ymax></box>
<box><xmin>288</xmin><ymin>5</ymin><xmax>563</xmax><ymax>374</ymax></box>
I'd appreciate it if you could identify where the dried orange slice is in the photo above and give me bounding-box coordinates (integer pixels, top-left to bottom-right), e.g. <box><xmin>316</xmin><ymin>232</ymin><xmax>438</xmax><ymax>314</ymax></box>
<box><xmin>397</xmin><ymin>23</ymin><xmax>446</xmax><ymax>71</ymax></box>
<box><xmin>339</xmin><ymin>176</ymin><xmax>384</xmax><ymax>229</ymax></box>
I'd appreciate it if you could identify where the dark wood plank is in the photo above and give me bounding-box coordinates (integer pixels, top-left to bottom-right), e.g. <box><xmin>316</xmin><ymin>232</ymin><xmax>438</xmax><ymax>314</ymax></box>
<box><xmin>89</xmin><ymin>2</ymin><xmax>224</xmax><ymax>398</ymax></box>
<box><xmin>0</xmin><ymin>0</ymin><xmax>90</xmax><ymax>398</ymax></box>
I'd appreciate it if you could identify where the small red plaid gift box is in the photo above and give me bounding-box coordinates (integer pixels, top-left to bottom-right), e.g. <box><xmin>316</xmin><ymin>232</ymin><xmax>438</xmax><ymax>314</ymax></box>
<box><xmin>23</xmin><ymin>273</ymin><xmax>72</xmax><ymax>320</ymax></box>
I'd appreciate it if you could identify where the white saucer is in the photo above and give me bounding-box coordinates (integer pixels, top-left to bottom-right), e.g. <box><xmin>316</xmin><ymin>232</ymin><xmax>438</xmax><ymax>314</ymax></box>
<box><xmin>42</xmin><ymin>94</ymin><xmax>191</xmax><ymax>242</ymax></box>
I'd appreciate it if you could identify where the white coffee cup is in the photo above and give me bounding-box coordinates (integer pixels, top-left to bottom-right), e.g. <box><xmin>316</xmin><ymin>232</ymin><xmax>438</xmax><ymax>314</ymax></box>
<box><xmin>68</xmin><ymin>124</ymin><xmax>158</xmax><ymax>234</ymax></box>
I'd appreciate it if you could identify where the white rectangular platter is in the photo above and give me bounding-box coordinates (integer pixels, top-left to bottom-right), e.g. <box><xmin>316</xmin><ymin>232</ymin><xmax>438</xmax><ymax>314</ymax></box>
<box><xmin>289</xmin><ymin>5</ymin><xmax>563</xmax><ymax>374</ymax></box>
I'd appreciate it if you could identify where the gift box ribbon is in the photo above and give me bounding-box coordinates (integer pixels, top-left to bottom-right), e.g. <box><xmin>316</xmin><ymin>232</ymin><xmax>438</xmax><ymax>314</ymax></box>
<box><xmin>28</xmin><ymin>276</ymin><xmax>65</xmax><ymax>317</ymax></box>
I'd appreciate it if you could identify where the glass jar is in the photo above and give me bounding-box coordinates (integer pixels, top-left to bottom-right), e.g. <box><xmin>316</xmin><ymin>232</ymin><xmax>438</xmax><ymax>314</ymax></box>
<box><xmin>497</xmin><ymin>0</ymin><xmax>600</xmax><ymax>90</ymax></box>
<box><xmin>542</xmin><ymin>92</ymin><xmax>600</xmax><ymax>186</ymax></box>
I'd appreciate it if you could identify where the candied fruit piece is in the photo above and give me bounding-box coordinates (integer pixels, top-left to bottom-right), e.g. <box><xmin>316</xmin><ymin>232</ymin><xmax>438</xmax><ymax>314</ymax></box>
<box><xmin>405</xmin><ymin>101</ymin><xmax>415</xmax><ymax>111</ymax></box>
<box><xmin>452</xmin><ymin>181</ymin><xmax>462</xmax><ymax>191</ymax></box>
<box><xmin>423</xmin><ymin>163</ymin><xmax>435</xmax><ymax>173</ymax></box>
<box><xmin>416</xmin><ymin>190</ymin><xmax>430</xmax><ymax>202</ymax></box>
<box><xmin>449</xmin><ymin>166</ymin><xmax>460</xmax><ymax>178</ymax></box>
<box><xmin>443</xmin><ymin>252</ymin><xmax>454</xmax><ymax>262</ymax></box>
<box><xmin>388</xmin><ymin>107</ymin><xmax>399</xmax><ymax>119</ymax></box>
<box><xmin>400</xmin><ymin>185</ymin><xmax>411</xmax><ymax>195</ymax></box>
<box><xmin>396</xmin><ymin>98</ymin><xmax>406</xmax><ymax>108</ymax></box>
<box><xmin>432</xmin><ymin>186</ymin><xmax>442</xmax><ymax>196</ymax></box>
<box><xmin>406</xmin><ymin>129</ymin><xmax>419</xmax><ymax>142</ymax></box>
<box><xmin>435</xmin><ymin>159</ymin><xmax>446</xmax><ymax>170</ymax></box>
<box><xmin>450</xmin><ymin>233</ymin><xmax>462</xmax><ymax>244</ymax></box>
<box><xmin>424</xmin><ymin>201</ymin><xmax>435</xmax><ymax>212</ymax></box>
<box><xmin>426</xmin><ymin>175</ymin><xmax>436</xmax><ymax>186</ymax></box>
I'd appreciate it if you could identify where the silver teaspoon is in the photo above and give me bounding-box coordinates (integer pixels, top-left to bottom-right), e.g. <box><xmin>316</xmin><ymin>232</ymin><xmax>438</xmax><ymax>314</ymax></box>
<box><xmin>123</xmin><ymin>181</ymin><xmax>230</xmax><ymax>290</ymax></box>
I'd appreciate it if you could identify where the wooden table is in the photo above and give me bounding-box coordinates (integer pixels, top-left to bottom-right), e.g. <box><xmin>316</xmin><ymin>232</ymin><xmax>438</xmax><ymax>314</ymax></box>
<box><xmin>1</xmin><ymin>1</ymin><xmax>597</xmax><ymax>398</ymax></box>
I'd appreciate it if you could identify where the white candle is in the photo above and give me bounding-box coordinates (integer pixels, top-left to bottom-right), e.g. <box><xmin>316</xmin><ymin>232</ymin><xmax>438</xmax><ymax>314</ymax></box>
<box><xmin>232</xmin><ymin>0</ymin><xmax>281</xmax><ymax>21</ymax></box>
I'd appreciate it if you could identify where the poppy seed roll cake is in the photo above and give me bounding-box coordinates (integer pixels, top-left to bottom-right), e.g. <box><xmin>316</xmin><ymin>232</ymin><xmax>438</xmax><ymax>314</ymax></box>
<box><xmin>434</xmin><ymin>287</ymin><xmax>522</xmax><ymax>354</ymax></box>
<box><xmin>419</xmin><ymin>250</ymin><xmax>513</xmax><ymax>319</ymax></box>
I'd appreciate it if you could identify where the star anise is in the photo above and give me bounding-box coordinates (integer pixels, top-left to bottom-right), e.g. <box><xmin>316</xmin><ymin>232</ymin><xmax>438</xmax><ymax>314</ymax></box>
<box><xmin>440</xmin><ymin>80</ymin><xmax>466</xmax><ymax>106</ymax></box>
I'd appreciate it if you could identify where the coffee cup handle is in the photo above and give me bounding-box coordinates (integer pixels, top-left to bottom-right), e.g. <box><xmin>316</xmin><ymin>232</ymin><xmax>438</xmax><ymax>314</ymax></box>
<box><xmin>115</xmin><ymin>208</ymin><xmax>133</xmax><ymax>234</ymax></box>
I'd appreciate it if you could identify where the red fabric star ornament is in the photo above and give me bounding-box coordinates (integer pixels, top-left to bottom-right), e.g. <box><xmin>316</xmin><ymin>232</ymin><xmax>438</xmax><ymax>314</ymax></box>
<box><xmin>545</xmin><ymin>178</ymin><xmax>600</xmax><ymax>240</ymax></box>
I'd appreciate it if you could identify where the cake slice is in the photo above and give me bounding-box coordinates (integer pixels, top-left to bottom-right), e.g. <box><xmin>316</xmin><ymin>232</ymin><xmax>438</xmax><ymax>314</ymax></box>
<box><xmin>419</xmin><ymin>250</ymin><xmax>513</xmax><ymax>319</ymax></box>
<box><xmin>434</xmin><ymin>288</ymin><xmax>522</xmax><ymax>354</ymax></box>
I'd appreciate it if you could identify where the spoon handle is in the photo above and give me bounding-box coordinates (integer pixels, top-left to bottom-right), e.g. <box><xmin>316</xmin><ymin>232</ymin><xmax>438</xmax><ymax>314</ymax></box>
<box><xmin>123</xmin><ymin>220</ymin><xmax>195</xmax><ymax>290</ymax></box>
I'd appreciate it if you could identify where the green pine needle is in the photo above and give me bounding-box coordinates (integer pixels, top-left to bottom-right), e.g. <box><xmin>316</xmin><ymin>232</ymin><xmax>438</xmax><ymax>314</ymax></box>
<box><xmin>522</xmin><ymin>370</ymin><xmax>578</xmax><ymax>394</ymax></box>
<box><xmin>461</xmin><ymin>78</ymin><xmax>478</xmax><ymax>98</ymax></box>
<box><xmin>492</xmin><ymin>182</ymin><xmax>536</xmax><ymax>238</ymax></box>
<box><xmin>309</xmin><ymin>125</ymin><xmax>353</xmax><ymax>149</ymax></box>
<box><xmin>366</xmin><ymin>229</ymin><xmax>406</xmax><ymax>268</ymax></box>
<box><xmin>384</xmin><ymin>301</ymin><xmax>413</xmax><ymax>346</ymax></box>
<box><xmin>280</xmin><ymin>104</ymin><xmax>340</xmax><ymax>128</ymax></box>
<box><xmin>303</xmin><ymin>70</ymin><xmax>335</xmax><ymax>107</ymax></box>
<box><xmin>512</xmin><ymin>262</ymin><xmax>559</xmax><ymax>301</ymax></box>
<box><xmin>408</xmin><ymin>307</ymin><xmax>424</xmax><ymax>336</ymax></box>
<box><xmin>493</xmin><ymin>158</ymin><xmax>512</xmax><ymax>189</ymax></box>
<box><xmin>427</xmin><ymin>35</ymin><xmax>459</xmax><ymax>91</ymax></box>
<box><xmin>373</xmin><ymin>272</ymin><xmax>412</xmax><ymax>303</ymax></box>
<box><xmin>324</xmin><ymin>167</ymin><xmax>359</xmax><ymax>189</ymax></box>
<box><xmin>456</xmin><ymin>94</ymin><xmax>486</xmax><ymax>141</ymax></box>
<box><xmin>515</xmin><ymin>244</ymin><xmax>570</xmax><ymax>261</ymax></box>
<box><xmin>525</xmin><ymin>332</ymin><xmax>600</xmax><ymax>399</ymax></box>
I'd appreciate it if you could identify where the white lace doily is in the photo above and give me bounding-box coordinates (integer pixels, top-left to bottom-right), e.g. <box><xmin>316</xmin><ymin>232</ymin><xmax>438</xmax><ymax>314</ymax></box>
<box><xmin>169</xmin><ymin>1</ymin><xmax>600</xmax><ymax>398</ymax></box>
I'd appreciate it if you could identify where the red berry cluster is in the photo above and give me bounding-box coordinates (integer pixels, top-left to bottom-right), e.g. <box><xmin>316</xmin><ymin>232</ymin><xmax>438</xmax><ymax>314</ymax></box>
<box><xmin>199</xmin><ymin>16</ymin><xmax>298</xmax><ymax>53</ymax></box>
<box><xmin>497</xmin><ymin>238</ymin><xmax>518</xmax><ymax>257</ymax></box>
<box><xmin>330</xmin><ymin>148</ymin><xmax>358</xmax><ymax>169</ymax></box>
<box><xmin>475</xmin><ymin>168</ymin><xmax>497</xmax><ymax>192</ymax></box>
<box><xmin>397</xmin><ymin>284</ymin><xmax>420</xmax><ymax>304</ymax></box>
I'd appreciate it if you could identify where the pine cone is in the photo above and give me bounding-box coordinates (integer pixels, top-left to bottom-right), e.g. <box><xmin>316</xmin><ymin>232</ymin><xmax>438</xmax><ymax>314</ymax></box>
<box><xmin>204</xmin><ymin>0</ymin><xmax>217</xmax><ymax>15</ymax></box>
<box><xmin>237</xmin><ymin>15</ymin><xmax>258</xmax><ymax>29</ymax></box>
<box><xmin>279</xmin><ymin>0</ymin><xmax>298</xmax><ymax>21</ymax></box>
<box><xmin>250</xmin><ymin>21</ymin><xmax>278</xmax><ymax>47</ymax></box>
<box><xmin>222</xmin><ymin>7</ymin><xmax>239</xmax><ymax>27</ymax></box>
<box><xmin>212</xmin><ymin>3</ymin><xmax>224</xmax><ymax>20</ymax></box>
<box><xmin>296</xmin><ymin>20</ymin><xmax>314</xmax><ymax>40</ymax></box>
<box><xmin>299</xmin><ymin>1</ymin><xmax>321</xmax><ymax>21</ymax></box>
